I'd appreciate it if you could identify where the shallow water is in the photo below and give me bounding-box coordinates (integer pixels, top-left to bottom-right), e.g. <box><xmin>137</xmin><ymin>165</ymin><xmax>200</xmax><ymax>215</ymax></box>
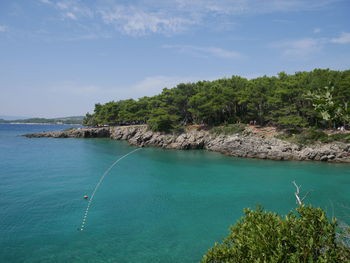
<box><xmin>1</xmin><ymin>124</ymin><xmax>350</xmax><ymax>262</ymax></box>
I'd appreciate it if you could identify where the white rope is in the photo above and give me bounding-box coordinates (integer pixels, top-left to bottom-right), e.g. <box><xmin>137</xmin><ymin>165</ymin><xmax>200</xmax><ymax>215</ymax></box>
<box><xmin>79</xmin><ymin>148</ymin><xmax>142</xmax><ymax>231</ymax></box>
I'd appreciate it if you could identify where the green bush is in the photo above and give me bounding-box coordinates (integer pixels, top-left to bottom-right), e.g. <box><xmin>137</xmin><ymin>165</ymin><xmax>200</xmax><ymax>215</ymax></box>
<box><xmin>276</xmin><ymin>128</ymin><xmax>328</xmax><ymax>145</ymax></box>
<box><xmin>327</xmin><ymin>133</ymin><xmax>350</xmax><ymax>143</ymax></box>
<box><xmin>276</xmin><ymin>128</ymin><xmax>350</xmax><ymax>145</ymax></box>
<box><xmin>294</xmin><ymin>128</ymin><xmax>329</xmax><ymax>145</ymax></box>
<box><xmin>209</xmin><ymin>124</ymin><xmax>246</xmax><ymax>135</ymax></box>
<box><xmin>202</xmin><ymin>205</ymin><xmax>350</xmax><ymax>263</ymax></box>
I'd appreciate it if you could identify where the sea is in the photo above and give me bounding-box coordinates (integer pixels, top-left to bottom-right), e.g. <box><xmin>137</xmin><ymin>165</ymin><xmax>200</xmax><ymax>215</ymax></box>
<box><xmin>1</xmin><ymin>124</ymin><xmax>350</xmax><ymax>263</ymax></box>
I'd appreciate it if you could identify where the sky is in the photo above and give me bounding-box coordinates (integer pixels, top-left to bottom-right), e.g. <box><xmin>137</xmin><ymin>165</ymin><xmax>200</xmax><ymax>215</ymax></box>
<box><xmin>0</xmin><ymin>0</ymin><xmax>350</xmax><ymax>118</ymax></box>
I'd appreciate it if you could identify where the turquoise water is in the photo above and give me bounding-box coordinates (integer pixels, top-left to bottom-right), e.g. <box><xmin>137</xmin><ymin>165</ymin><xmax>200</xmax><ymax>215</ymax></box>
<box><xmin>1</xmin><ymin>124</ymin><xmax>350</xmax><ymax>262</ymax></box>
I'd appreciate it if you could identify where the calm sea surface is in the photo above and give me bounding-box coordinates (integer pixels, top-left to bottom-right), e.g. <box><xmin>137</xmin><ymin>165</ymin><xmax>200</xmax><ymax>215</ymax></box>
<box><xmin>1</xmin><ymin>124</ymin><xmax>350</xmax><ymax>262</ymax></box>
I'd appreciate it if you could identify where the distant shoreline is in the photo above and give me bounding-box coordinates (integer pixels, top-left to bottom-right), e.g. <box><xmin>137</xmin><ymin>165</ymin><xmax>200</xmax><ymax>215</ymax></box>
<box><xmin>1</xmin><ymin>122</ymin><xmax>81</xmax><ymax>125</ymax></box>
<box><xmin>0</xmin><ymin>116</ymin><xmax>84</xmax><ymax>125</ymax></box>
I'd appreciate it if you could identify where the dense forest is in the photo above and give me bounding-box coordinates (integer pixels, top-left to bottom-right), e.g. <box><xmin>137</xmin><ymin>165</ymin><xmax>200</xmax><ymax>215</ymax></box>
<box><xmin>83</xmin><ymin>69</ymin><xmax>350</xmax><ymax>132</ymax></box>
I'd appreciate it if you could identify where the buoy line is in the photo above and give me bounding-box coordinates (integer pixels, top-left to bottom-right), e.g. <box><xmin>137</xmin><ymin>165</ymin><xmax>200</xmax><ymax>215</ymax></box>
<box><xmin>78</xmin><ymin>147</ymin><xmax>142</xmax><ymax>231</ymax></box>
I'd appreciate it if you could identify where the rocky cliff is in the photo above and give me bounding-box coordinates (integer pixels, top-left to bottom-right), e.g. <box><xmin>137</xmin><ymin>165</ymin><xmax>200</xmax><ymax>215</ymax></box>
<box><xmin>25</xmin><ymin>125</ymin><xmax>350</xmax><ymax>163</ymax></box>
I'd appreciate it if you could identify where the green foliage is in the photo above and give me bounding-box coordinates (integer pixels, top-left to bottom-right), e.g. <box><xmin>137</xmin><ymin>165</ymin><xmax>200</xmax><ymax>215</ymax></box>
<box><xmin>147</xmin><ymin>109</ymin><xmax>180</xmax><ymax>132</ymax></box>
<box><xmin>202</xmin><ymin>205</ymin><xmax>350</xmax><ymax>263</ymax></box>
<box><xmin>209</xmin><ymin>124</ymin><xmax>246</xmax><ymax>135</ymax></box>
<box><xmin>276</xmin><ymin>128</ymin><xmax>350</xmax><ymax>145</ymax></box>
<box><xmin>327</xmin><ymin>133</ymin><xmax>350</xmax><ymax>143</ymax></box>
<box><xmin>84</xmin><ymin>69</ymin><xmax>350</xmax><ymax>130</ymax></box>
<box><xmin>306</xmin><ymin>86</ymin><xmax>350</xmax><ymax>127</ymax></box>
<box><xmin>292</xmin><ymin>128</ymin><xmax>329</xmax><ymax>145</ymax></box>
<box><xmin>277</xmin><ymin>116</ymin><xmax>308</xmax><ymax>128</ymax></box>
<box><xmin>83</xmin><ymin>113</ymin><xmax>98</xmax><ymax>126</ymax></box>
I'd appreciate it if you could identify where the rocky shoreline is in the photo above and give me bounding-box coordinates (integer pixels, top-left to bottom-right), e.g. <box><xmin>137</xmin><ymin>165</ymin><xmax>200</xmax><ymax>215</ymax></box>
<box><xmin>24</xmin><ymin>125</ymin><xmax>350</xmax><ymax>163</ymax></box>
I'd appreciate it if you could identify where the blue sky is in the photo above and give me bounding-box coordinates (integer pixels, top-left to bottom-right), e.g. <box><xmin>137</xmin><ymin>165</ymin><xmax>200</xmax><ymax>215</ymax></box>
<box><xmin>0</xmin><ymin>0</ymin><xmax>349</xmax><ymax>118</ymax></box>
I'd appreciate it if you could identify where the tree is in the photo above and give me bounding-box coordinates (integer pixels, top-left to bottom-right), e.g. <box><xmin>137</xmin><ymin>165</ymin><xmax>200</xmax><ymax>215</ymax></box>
<box><xmin>147</xmin><ymin>108</ymin><xmax>180</xmax><ymax>132</ymax></box>
<box><xmin>307</xmin><ymin>86</ymin><xmax>350</xmax><ymax>128</ymax></box>
<box><xmin>82</xmin><ymin>113</ymin><xmax>98</xmax><ymax>126</ymax></box>
<box><xmin>82</xmin><ymin>69</ymin><xmax>350</xmax><ymax>129</ymax></box>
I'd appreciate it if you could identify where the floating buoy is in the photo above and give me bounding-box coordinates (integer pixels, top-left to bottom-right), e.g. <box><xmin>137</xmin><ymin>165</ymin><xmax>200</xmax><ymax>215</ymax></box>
<box><xmin>83</xmin><ymin>195</ymin><xmax>89</xmax><ymax>199</ymax></box>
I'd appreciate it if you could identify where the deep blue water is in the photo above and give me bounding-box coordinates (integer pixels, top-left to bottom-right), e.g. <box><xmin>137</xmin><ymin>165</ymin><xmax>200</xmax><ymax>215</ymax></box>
<box><xmin>1</xmin><ymin>124</ymin><xmax>350</xmax><ymax>262</ymax></box>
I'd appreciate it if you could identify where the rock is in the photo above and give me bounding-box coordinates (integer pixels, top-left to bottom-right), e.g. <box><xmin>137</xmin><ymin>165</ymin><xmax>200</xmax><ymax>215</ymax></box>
<box><xmin>23</xmin><ymin>125</ymin><xmax>350</xmax><ymax>163</ymax></box>
<box><xmin>320</xmin><ymin>155</ymin><xmax>328</xmax><ymax>161</ymax></box>
<box><xmin>327</xmin><ymin>154</ymin><xmax>335</xmax><ymax>160</ymax></box>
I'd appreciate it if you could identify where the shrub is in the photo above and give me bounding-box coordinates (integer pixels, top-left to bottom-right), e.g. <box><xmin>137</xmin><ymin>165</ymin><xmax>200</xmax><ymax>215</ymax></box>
<box><xmin>276</xmin><ymin>128</ymin><xmax>350</xmax><ymax>145</ymax></box>
<box><xmin>202</xmin><ymin>205</ymin><xmax>350</xmax><ymax>263</ymax></box>
<box><xmin>327</xmin><ymin>133</ymin><xmax>350</xmax><ymax>143</ymax></box>
<box><xmin>276</xmin><ymin>128</ymin><xmax>328</xmax><ymax>145</ymax></box>
<box><xmin>294</xmin><ymin>128</ymin><xmax>328</xmax><ymax>145</ymax></box>
<box><xmin>209</xmin><ymin>124</ymin><xmax>246</xmax><ymax>135</ymax></box>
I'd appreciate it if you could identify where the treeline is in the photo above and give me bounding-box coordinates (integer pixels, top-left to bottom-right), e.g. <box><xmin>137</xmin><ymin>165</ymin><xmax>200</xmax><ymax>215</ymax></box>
<box><xmin>83</xmin><ymin>69</ymin><xmax>350</xmax><ymax>131</ymax></box>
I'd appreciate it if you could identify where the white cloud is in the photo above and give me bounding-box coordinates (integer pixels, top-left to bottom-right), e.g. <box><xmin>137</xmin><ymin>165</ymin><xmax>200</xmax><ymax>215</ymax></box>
<box><xmin>34</xmin><ymin>0</ymin><xmax>339</xmax><ymax>37</ymax></box>
<box><xmin>46</xmin><ymin>0</ymin><xmax>94</xmax><ymax>20</ymax></box>
<box><xmin>313</xmin><ymin>28</ymin><xmax>321</xmax><ymax>33</ymax></box>
<box><xmin>56</xmin><ymin>2</ymin><xmax>68</xmax><ymax>10</ymax></box>
<box><xmin>331</xmin><ymin>32</ymin><xmax>350</xmax><ymax>44</ymax></box>
<box><xmin>163</xmin><ymin>44</ymin><xmax>241</xmax><ymax>59</ymax></box>
<box><xmin>272</xmin><ymin>38</ymin><xmax>324</xmax><ymax>57</ymax></box>
<box><xmin>0</xmin><ymin>25</ymin><xmax>8</xmax><ymax>32</ymax></box>
<box><xmin>65</xmin><ymin>12</ymin><xmax>77</xmax><ymax>20</ymax></box>
<box><xmin>273</xmin><ymin>32</ymin><xmax>350</xmax><ymax>57</ymax></box>
<box><xmin>100</xmin><ymin>6</ymin><xmax>195</xmax><ymax>36</ymax></box>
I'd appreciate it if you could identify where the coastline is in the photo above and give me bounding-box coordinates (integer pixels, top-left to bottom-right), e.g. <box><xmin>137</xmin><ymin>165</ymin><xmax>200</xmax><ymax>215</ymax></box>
<box><xmin>24</xmin><ymin>125</ymin><xmax>350</xmax><ymax>163</ymax></box>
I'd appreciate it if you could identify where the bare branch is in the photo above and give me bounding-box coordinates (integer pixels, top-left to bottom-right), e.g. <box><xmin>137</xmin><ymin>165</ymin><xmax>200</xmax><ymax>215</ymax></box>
<box><xmin>300</xmin><ymin>190</ymin><xmax>313</xmax><ymax>203</ymax></box>
<box><xmin>292</xmin><ymin>181</ymin><xmax>312</xmax><ymax>206</ymax></box>
<box><xmin>292</xmin><ymin>181</ymin><xmax>302</xmax><ymax>205</ymax></box>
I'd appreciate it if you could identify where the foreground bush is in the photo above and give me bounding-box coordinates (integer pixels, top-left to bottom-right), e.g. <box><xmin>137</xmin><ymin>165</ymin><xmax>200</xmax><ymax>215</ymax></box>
<box><xmin>202</xmin><ymin>205</ymin><xmax>350</xmax><ymax>263</ymax></box>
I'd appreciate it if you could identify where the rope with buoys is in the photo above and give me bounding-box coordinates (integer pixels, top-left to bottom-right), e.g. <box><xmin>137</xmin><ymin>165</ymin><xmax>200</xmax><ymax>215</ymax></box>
<box><xmin>78</xmin><ymin>147</ymin><xmax>142</xmax><ymax>231</ymax></box>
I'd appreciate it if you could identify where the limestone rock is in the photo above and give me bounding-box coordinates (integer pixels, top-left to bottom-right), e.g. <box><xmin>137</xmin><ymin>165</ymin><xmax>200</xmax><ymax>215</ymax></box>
<box><xmin>24</xmin><ymin>125</ymin><xmax>350</xmax><ymax>163</ymax></box>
